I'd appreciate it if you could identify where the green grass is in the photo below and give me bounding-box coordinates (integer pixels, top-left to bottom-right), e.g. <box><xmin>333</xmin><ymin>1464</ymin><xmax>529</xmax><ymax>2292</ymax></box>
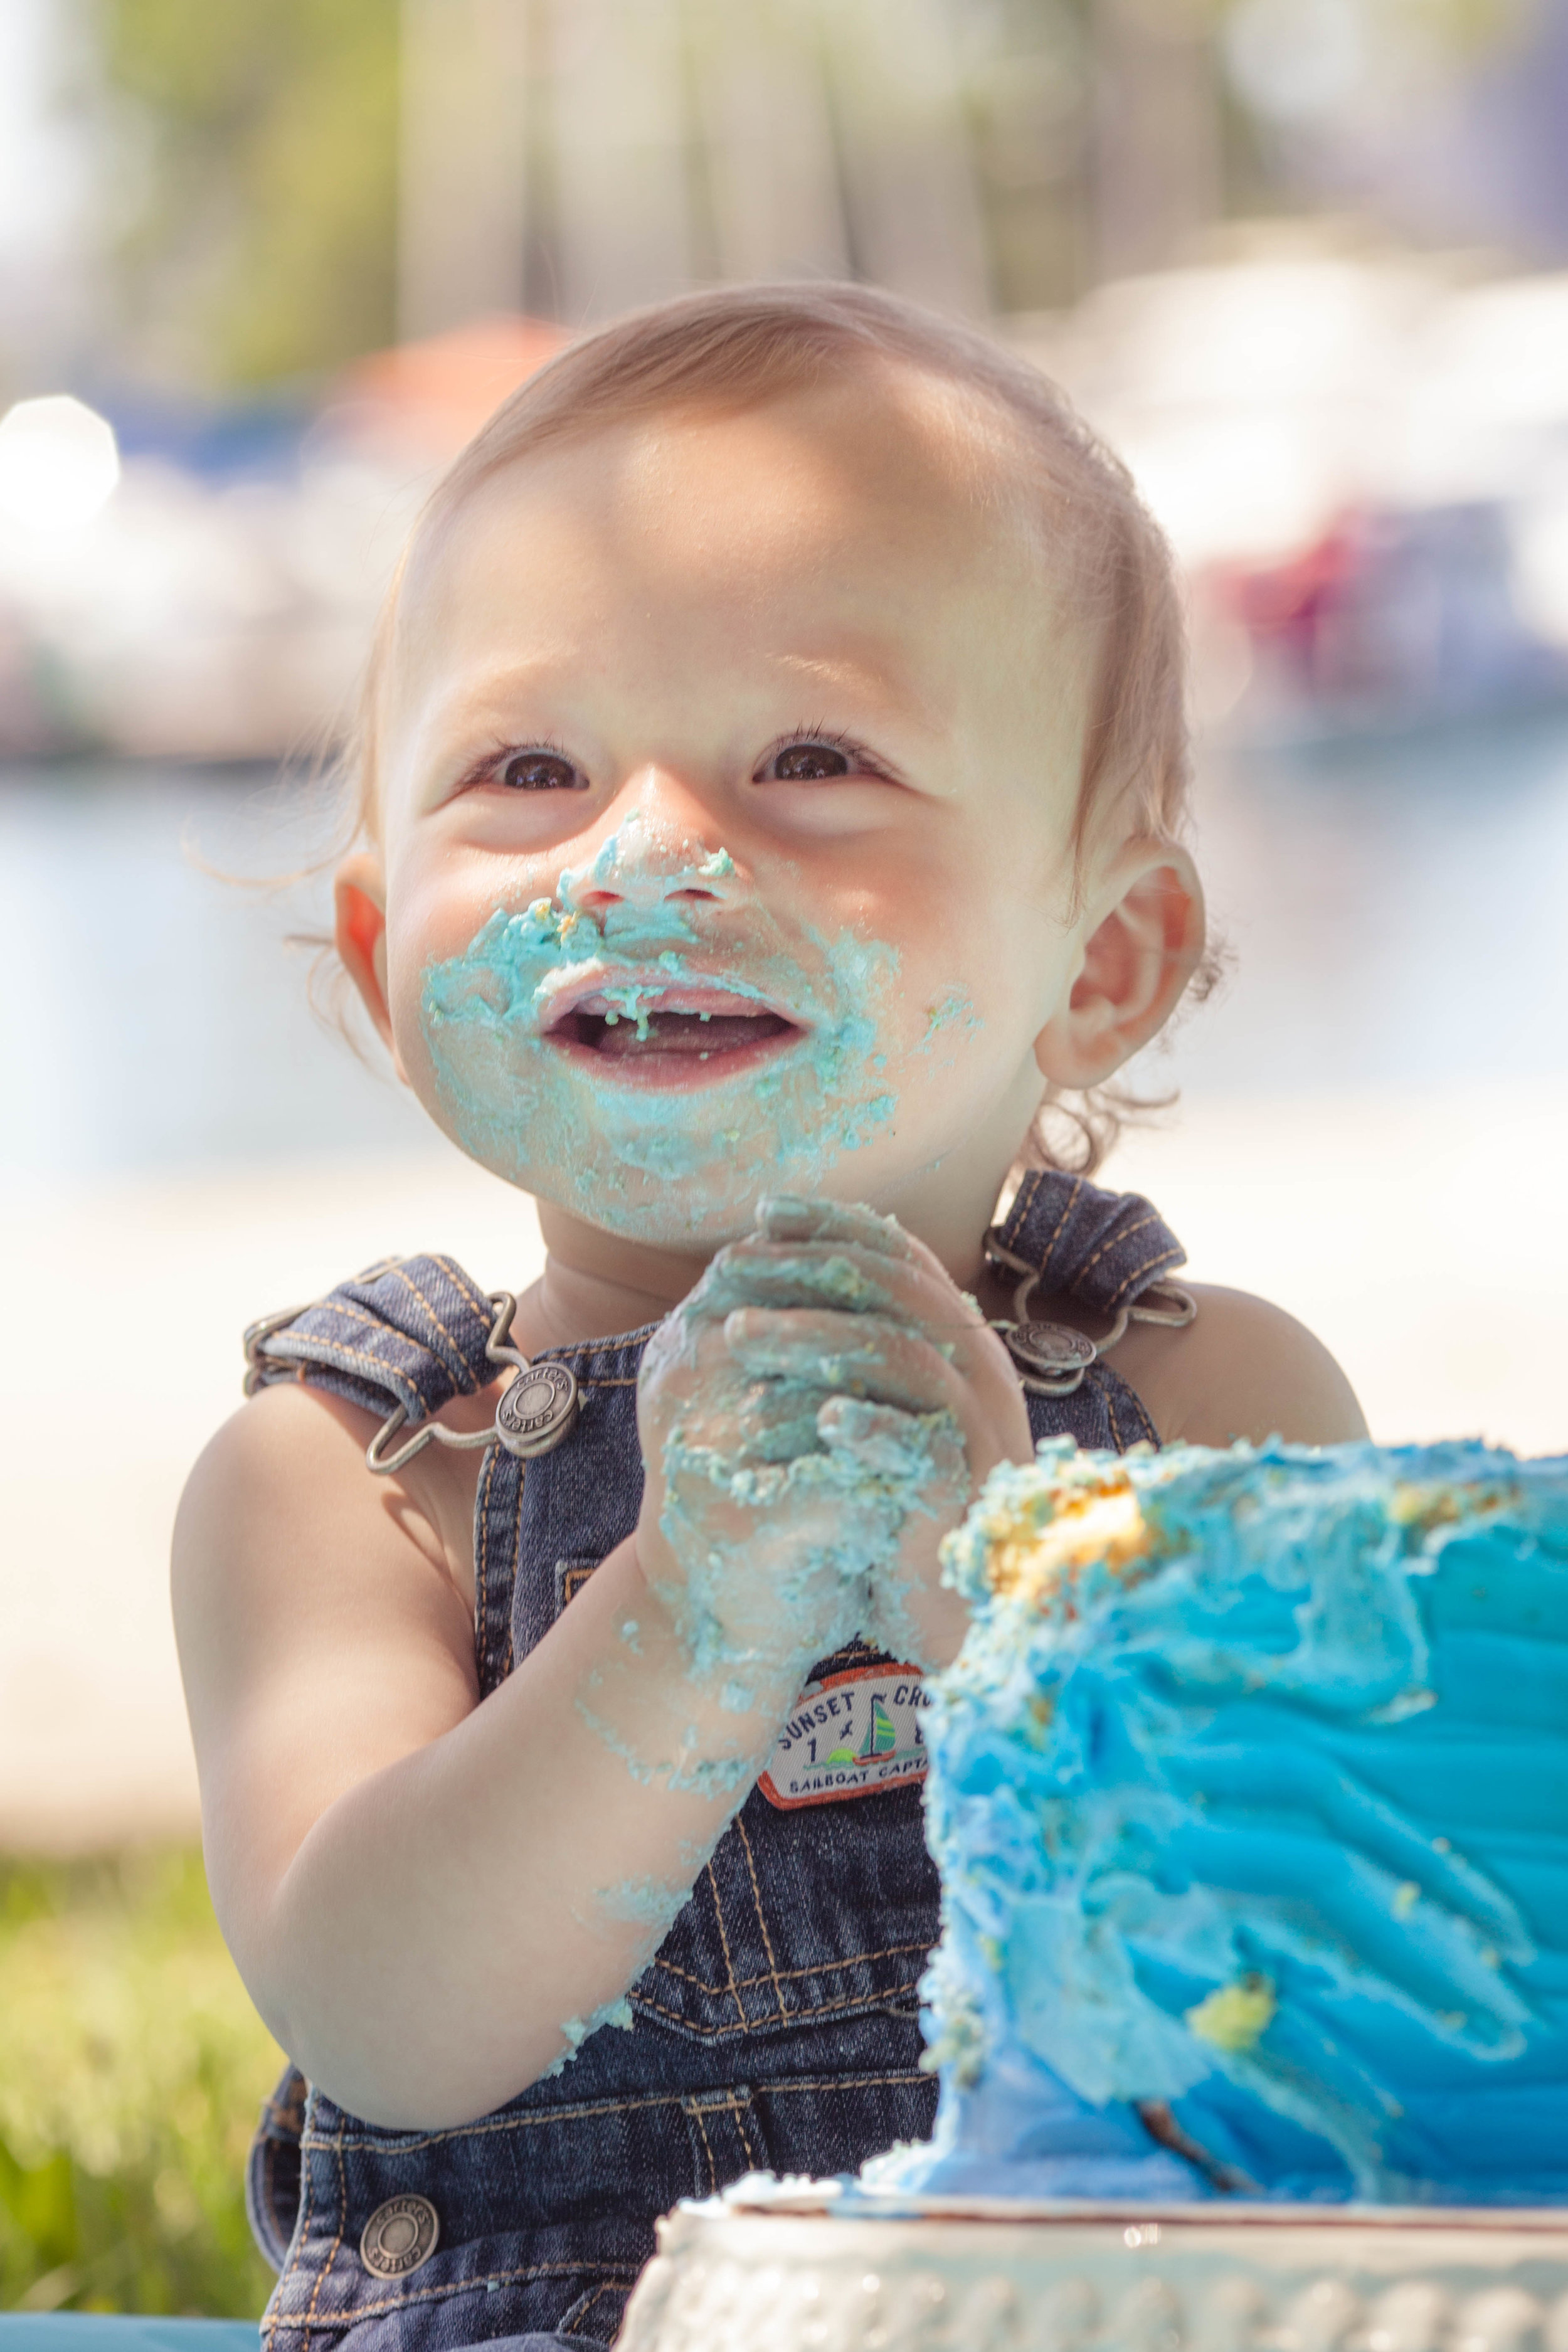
<box><xmin>0</xmin><ymin>1848</ymin><xmax>285</xmax><ymax>2318</ymax></box>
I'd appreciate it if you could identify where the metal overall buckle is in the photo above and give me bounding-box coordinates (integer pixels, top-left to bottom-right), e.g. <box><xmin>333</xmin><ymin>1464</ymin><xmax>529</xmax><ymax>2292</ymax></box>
<box><xmin>982</xmin><ymin>1227</ymin><xmax>1196</xmax><ymax>1396</ymax></box>
<box><xmin>242</xmin><ymin>1294</ymin><xmax>580</xmax><ymax>1475</ymax></box>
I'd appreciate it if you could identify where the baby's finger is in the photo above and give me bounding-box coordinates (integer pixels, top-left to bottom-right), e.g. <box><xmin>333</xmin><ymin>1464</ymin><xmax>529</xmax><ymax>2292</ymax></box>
<box><xmin>724</xmin><ymin>1307</ymin><xmax>975</xmax><ymax>1429</ymax></box>
<box><xmin>686</xmin><ymin>1240</ymin><xmax>903</xmax><ymax>1324</ymax></box>
<box><xmin>810</xmin><ymin>1247</ymin><xmax>1030</xmax><ymax>1421</ymax></box>
<box><xmin>815</xmin><ymin>1394</ymin><xmax>968</xmax><ymax>1492</ymax></box>
<box><xmin>754</xmin><ymin>1196</ymin><xmax>914</xmax><ymax>1261</ymax></box>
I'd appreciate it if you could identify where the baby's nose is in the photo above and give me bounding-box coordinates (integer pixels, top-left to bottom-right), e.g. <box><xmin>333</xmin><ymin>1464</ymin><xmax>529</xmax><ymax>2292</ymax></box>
<box><xmin>560</xmin><ymin>805</ymin><xmax>736</xmax><ymax>913</ymax></box>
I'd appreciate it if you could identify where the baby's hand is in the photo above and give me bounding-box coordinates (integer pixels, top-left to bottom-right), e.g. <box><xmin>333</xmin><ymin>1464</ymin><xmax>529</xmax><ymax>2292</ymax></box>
<box><xmin>635</xmin><ymin>1197</ymin><xmax>1032</xmax><ymax>1699</ymax></box>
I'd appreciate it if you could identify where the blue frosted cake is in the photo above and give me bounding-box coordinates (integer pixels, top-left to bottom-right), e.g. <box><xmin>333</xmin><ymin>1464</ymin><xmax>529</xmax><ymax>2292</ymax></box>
<box><xmin>874</xmin><ymin>1438</ymin><xmax>1568</xmax><ymax>2206</ymax></box>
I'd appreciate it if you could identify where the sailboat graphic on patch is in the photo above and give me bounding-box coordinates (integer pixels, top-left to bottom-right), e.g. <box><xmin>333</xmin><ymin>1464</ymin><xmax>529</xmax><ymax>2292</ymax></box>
<box><xmin>822</xmin><ymin>1693</ymin><xmax>893</xmax><ymax>1769</ymax></box>
<box><xmin>861</xmin><ymin>1697</ymin><xmax>898</xmax><ymax>1759</ymax></box>
<box><xmin>758</xmin><ymin>1665</ymin><xmax>931</xmax><ymax>1808</ymax></box>
<box><xmin>825</xmin><ymin>1697</ymin><xmax>896</xmax><ymax>1769</ymax></box>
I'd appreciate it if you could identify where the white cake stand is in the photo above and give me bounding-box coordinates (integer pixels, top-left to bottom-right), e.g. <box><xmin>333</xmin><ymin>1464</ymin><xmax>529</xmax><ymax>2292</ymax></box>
<box><xmin>616</xmin><ymin>2177</ymin><xmax>1568</xmax><ymax>2352</ymax></box>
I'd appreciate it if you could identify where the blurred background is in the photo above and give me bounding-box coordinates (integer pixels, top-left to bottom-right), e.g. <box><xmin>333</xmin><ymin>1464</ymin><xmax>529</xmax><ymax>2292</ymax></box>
<box><xmin>4</xmin><ymin>0</ymin><xmax>1568</xmax><ymax>2315</ymax></box>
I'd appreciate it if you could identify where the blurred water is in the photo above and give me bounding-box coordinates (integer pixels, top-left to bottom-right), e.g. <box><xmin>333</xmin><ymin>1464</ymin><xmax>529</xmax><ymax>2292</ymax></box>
<box><xmin>0</xmin><ymin>763</ymin><xmax>428</xmax><ymax>1179</ymax></box>
<box><xmin>3</xmin><ymin>723</ymin><xmax>1567</xmax><ymax>1180</ymax></box>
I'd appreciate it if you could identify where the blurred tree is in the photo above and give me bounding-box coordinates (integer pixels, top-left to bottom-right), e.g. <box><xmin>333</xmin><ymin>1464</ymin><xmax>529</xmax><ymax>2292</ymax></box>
<box><xmin>0</xmin><ymin>1850</ymin><xmax>283</xmax><ymax>2316</ymax></box>
<box><xmin>97</xmin><ymin>0</ymin><xmax>398</xmax><ymax>389</ymax></box>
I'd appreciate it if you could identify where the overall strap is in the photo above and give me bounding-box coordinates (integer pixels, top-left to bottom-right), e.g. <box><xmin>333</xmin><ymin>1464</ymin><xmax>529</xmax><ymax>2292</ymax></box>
<box><xmin>243</xmin><ymin>1253</ymin><xmax>497</xmax><ymax>1425</ymax></box>
<box><xmin>997</xmin><ymin>1168</ymin><xmax>1185</xmax><ymax>1316</ymax></box>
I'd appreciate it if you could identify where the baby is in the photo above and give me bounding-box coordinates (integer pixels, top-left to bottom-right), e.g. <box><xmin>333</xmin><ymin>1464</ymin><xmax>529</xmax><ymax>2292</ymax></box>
<box><xmin>173</xmin><ymin>284</ymin><xmax>1365</xmax><ymax>2352</ymax></box>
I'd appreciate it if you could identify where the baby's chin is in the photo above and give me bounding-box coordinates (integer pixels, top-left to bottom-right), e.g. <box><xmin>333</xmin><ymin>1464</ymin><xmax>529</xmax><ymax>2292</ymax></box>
<box><xmin>506</xmin><ymin>1160</ymin><xmax>859</xmax><ymax>1253</ymax></box>
<box><xmin>447</xmin><ymin>1133</ymin><xmax>916</xmax><ymax>1258</ymax></box>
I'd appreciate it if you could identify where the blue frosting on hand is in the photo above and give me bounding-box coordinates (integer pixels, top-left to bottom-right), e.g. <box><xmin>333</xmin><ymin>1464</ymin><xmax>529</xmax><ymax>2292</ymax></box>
<box><xmin>882</xmin><ymin>1438</ymin><xmax>1568</xmax><ymax>2205</ymax></box>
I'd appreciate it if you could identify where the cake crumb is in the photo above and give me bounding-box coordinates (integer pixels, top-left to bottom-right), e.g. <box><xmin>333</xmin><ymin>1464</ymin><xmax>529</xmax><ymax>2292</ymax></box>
<box><xmin>1186</xmin><ymin>1974</ymin><xmax>1277</xmax><ymax>2052</ymax></box>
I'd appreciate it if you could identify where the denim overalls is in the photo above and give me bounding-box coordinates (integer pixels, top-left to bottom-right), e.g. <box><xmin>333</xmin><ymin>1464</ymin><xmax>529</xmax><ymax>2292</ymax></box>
<box><xmin>243</xmin><ymin>1170</ymin><xmax>1184</xmax><ymax>2352</ymax></box>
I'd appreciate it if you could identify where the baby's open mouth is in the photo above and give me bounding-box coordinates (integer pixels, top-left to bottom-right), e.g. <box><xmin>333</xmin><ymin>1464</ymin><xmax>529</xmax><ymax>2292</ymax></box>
<box><xmin>544</xmin><ymin>982</ymin><xmax>803</xmax><ymax>1084</ymax></box>
<box><xmin>568</xmin><ymin>1007</ymin><xmax>794</xmax><ymax>1057</ymax></box>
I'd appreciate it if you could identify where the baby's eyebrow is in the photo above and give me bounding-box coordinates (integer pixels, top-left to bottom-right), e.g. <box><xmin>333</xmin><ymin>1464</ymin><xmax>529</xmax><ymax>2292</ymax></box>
<box><xmin>770</xmin><ymin>644</ymin><xmax>935</xmax><ymax>732</ymax></box>
<box><xmin>402</xmin><ymin>656</ymin><xmax>578</xmax><ymax>763</ymax></box>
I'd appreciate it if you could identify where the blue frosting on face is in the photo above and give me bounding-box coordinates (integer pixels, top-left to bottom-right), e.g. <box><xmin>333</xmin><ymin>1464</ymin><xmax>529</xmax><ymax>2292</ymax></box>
<box><xmin>418</xmin><ymin>860</ymin><xmax>903</xmax><ymax>1240</ymax></box>
<box><xmin>877</xmin><ymin>1438</ymin><xmax>1568</xmax><ymax>2205</ymax></box>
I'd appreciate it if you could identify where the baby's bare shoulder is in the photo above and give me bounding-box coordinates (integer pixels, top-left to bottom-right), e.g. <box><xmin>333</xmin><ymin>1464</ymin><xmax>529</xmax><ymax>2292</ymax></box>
<box><xmin>174</xmin><ymin>1382</ymin><xmax>487</xmax><ymax>1939</ymax></box>
<box><xmin>1110</xmin><ymin>1282</ymin><xmax>1367</xmax><ymax>1449</ymax></box>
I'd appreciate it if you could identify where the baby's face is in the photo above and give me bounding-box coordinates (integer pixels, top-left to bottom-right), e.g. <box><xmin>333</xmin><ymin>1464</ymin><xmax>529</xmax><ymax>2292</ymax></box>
<box><xmin>366</xmin><ymin>373</ymin><xmax>1101</xmax><ymax>1247</ymax></box>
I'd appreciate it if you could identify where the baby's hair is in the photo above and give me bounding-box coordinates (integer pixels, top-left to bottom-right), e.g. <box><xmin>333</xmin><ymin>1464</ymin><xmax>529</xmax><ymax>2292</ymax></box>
<box><xmin>327</xmin><ymin>281</ymin><xmax>1210</xmax><ymax>1173</ymax></box>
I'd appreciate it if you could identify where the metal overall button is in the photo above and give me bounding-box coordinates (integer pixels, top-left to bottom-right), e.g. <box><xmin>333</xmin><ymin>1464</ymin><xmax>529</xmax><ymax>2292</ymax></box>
<box><xmin>361</xmin><ymin>1291</ymin><xmax>579</xmax><ymax>1475</ymax></box>
<box><xmin>494</xmin><ymin>1357</ymin><xmax>580</xmax><ymax>1457</ymax></box>
<box><xmin>982</xmin><ymin>1226</ymin><xmax>1196</xmax><ymax>1397</ymax></box>
<box><xmin>1006</xmin><ymin>1322</ymin><xmax>1098</xmax><ymax>1379</ymax></box>
<box><xmin>359</xmin><ymin>2193</ymin><xmax>440</xmax><ymax>2279</ymax></box>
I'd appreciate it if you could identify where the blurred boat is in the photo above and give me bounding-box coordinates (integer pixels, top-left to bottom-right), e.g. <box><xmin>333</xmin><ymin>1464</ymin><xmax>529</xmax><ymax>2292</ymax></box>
<box><xmin>11</xmin><ymin>255</ymin><xmax>1568</xmax><ymax>761</ymax></box>
<box><xmin>0</xmin><ymin>320</ymin><xmax>567</xmax><ymax>764</ymax></box>
<box><xmin>1204</xmin><ymin>499</ymin><xmax>1568</xmax><ymax>748</ymax></box>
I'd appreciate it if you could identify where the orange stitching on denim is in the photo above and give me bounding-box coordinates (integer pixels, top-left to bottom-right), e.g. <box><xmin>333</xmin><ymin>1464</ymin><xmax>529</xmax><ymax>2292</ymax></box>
<box><xmin>265</xmin><ymin>2087</ymin><xmax>317</xmax><ymax>2351</ymax></box>
<box><xmin>1099</xmin><ymin>1363</ymin><xmax>1158</xmax><ymax>1451</ymax></box>
<box><xmin>276</xmin><ymin>1334</ymin><xmax>433</xmax><ymax>1392</ymax></box>
<box><xmin>1000</xmin><ymin>1167</ymin><xmax>1043</xmax><ymax>1249</ymax></box>
<box><xmin>427</xmin><ymin>1253</ymin><xmax>494</xmax><ymax>1319</ymax></box>
<box><xmin>280</xmin><ymin>1307</ymin><xmax>479</xmax><ymax>1401</ymax></box>
<box><xmin>297</xmin><ymin>2113</ymin><xmax>346</xmax><ymax>2352</ymax></box>
<box><xmin>1103</xmin><ymin>1243</ymin><xmax>1184</xmax><ymax>1311</ymax></box>
<box><xmin>683</xmin><ymin>2087</ymin><xmax>763</xmax><ymax>2181</ymax></box>
<box><xmin>751</xmin><ymin>2069</ymin><xmax>927</xmax><ymax>2099</ymax></box>
<box><xmin>266</xmin><ymin>2259</ymin><xmax>642</xmax><ymax>2338</ymax></box>
<box><xmin>309</xmin><ymin>2070</ymin><xmax>930</xmax><ymax>2154</ymax></box>
<box><xmin>649</xmin><ymin>1932</ymin><xmax>933</xmax><ymax>1996</ymax></box>
<box><xmin>1005</xmin><ymin>1170</ymin><xmax>1081</xmax><ymax>1273</ymax></box>
<box><xmin>702</xmin><ymin>1860</ymin><xmax>750</xmax><ymax>2029</ymax></box>
<box><xmin>387</xmin><ymin>1264</ymin><xmax>486</xmax><ymax>1388</ymax></box>
<box><xmin>1073</xmin><ymin>1210</ymin><xmax>1165</xmax><ymax>1285</ymax></box>
<box><xmin>686</xmin><ymin>2099</ymin><xmax>719</xmax><ymax>2194</ymax></box>
<box><xmin>1036</xmin><ymin>1171</ymin><xmax>1083</xmax><ymax>1273</ymax></box>
<box><xmin>289</xmin><ymin>1298</ymin><xmax>394</xmax><ymax>1338</ymax></box>
<box><xmin>633</xmin><ymin>1975</ymin><xmax>926</xmax><ymax>2035</ymax></box>
<box><xmin>281</xmin><ymin>1288</ymin><xmax>649</xmax><ymax>1381</ymax></box>
<box><xmin>733</xmin><ymin>2092</ymin><xmax>763</xmax><ymax>2171</ymax></box>
<box><xmin>1102</xmin><ymin>1367</ymin><xmax>1128</xmax><ymax>1456</ymax></box>
<box><xmin>730</xmin><ymin>1812</ymin><xmax>787</xmax><ymax>2022</ymax></box>
<box><xmin>540</xmin><ymin>1325</ymin><xmax>659</xmax><ymax>1369</ymax></box>
<box><xmin>503</xmin><ymin>1454</ymin><xmax>525</xmax><ymax>1682</ymax></box>
<box><xmin>569</xmin><ymin>2279</ymin><xmax>626</xmax><ymax>2334</ymax></box>
<box><xmin>474</xmin><ymin>1443</ymin><xmax>497</xmax><ymax>1687</ymax></box>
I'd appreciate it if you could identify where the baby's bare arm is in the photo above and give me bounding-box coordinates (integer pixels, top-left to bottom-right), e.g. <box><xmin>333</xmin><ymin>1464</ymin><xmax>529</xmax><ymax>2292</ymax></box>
<box><xmin>172</xmin><ymin>1380</ymin><xmax>795</xmax><ymax>2130</ymax></box>
<box><xmin>1112</xmin><ymin>1281</ymin><xmax>1368</xmax><ymax>1447</ymax></box>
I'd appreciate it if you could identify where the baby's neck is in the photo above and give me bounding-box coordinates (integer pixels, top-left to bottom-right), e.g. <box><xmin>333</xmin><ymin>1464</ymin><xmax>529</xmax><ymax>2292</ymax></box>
<box><xmin>517</xmin><ymin>1184</ymin><xmax>995</xmax><ymax>1354</ymax></box>
<box><xmin>519</xmin><ymin>1205</ymin><xmax>713</xmax><ymax>1351</ymax></box>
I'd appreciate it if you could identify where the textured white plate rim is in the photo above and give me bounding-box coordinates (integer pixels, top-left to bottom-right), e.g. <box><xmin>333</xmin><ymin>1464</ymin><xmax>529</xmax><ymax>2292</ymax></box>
<box><xmin>710</xmin><ymin>2180</ymin><xmax>1568</xmax><ymax>2236</ymax></box>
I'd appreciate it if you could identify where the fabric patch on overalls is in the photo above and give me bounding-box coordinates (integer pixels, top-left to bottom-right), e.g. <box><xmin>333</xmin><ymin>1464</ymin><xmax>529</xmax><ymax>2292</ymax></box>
<box><xmin>758</xmin><ymin>1661</ymin><xmax>930</xmax><ymax>1808</ymax></box>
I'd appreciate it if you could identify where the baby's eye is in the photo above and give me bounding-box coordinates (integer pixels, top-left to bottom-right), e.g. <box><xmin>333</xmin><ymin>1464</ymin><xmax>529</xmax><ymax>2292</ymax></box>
<box><xmin>761</xmin><ymin>738</ymin><xmax>854</xmax><ymax>782</ymax></box>
<box><xmin>498</xmin><ymin>749</ymin><xmax>588</xmax><ymax>792</ymax></box>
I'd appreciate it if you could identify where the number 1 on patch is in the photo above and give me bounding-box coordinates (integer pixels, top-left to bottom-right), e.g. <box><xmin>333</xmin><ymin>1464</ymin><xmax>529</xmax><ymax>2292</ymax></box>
<box><xmin>758</xmin><ymin>1661</ymin><xmax>930</xmax><ymax>1809</ymax></box>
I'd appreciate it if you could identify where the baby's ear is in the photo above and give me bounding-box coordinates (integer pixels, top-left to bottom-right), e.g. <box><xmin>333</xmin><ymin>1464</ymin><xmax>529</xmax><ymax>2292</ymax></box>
<box><xmin>1033</xmin><ymin>840</ymin><xmax>1205</xmax><ymax>1090</ymax></box>
<box><xmin>334</xmin><ymin>852</ymin><xmax>408</xmax><ymax>1079</ymax></box>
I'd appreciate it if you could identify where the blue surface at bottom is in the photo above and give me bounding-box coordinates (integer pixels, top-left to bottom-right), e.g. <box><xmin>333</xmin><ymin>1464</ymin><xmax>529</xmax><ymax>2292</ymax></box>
<box><xmin>0</xmin><ymin>2321</ymin><xmax>257</xmax><ymax>2352</ymax></box>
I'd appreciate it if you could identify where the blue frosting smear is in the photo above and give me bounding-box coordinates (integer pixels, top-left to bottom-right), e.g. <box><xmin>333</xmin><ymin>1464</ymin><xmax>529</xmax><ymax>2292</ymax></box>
<box><xmin>418</xmin><ymin>825</ymin><xmax>908</xmax><ymax>1240</ymax></box>
<box><xmin>872</xmin><ymin>1438</ymin><xmax>1568</xmax><ymax>2205</ymax></box>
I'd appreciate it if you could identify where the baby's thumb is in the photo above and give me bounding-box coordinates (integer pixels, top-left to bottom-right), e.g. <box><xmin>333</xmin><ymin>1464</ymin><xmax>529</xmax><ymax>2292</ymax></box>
<box><xmin>817</xmin><ymin>1396</ymin><xmax>965</xmax><ymax>1491</ymax></box>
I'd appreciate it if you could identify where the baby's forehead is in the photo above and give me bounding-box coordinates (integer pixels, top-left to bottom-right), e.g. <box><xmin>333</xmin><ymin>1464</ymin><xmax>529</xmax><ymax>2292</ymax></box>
<box><xmin>402</xmin><ymin>364</ymin><xmax>1064</xmax><ymax>629</ymax></box>
<box><xmin>371</xmin><ymin>364</ymin><xmax>1096</xmax><ymax>820</ymax></box>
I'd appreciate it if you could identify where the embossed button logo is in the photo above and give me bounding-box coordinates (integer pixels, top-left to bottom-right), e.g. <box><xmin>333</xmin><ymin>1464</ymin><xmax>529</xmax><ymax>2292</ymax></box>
<box><xmin>360</xmin><ymin>2194</ymin><xmax>440</xmax><ymax>2279</ymax></box>
<box><xmin>1006</xmin><ymin>1320</ymin><xmax>1096</xmax><ymax>1375</ymax></box>
<box><xmin>495</xmin><ymin>1361</ymin><xmax>579</xmax><ymax>1456</ymax></box>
